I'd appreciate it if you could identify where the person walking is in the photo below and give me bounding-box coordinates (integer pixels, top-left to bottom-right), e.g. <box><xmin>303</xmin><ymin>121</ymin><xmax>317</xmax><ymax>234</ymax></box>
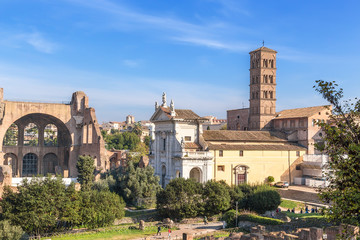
<box><xmin>204</xmin><ymin>216</ymin><xmax>208</xmax><ymax>225</ymax></box>
<box><xmin>157</xmin><ymin>226</ymin><xmax>161</xmax><ymax>236</ymax></box>
<box><xmin>168</xmin><ymin>228</ymin><xmax>172</xmax><ymax>239</ymax></box>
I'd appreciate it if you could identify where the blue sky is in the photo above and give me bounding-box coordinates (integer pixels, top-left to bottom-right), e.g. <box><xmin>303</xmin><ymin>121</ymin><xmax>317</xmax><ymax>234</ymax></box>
<box><xmin>0</xmin><ymin>0</ymin><xmax>359</xmax><ymax>122</ymax></box>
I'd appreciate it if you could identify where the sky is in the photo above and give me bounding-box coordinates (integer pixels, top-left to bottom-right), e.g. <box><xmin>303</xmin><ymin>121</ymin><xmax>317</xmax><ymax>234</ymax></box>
<box><xmin>0</xmin><ymin>0</ymin><xmax>360</xmax><ymax>123</ymax></box>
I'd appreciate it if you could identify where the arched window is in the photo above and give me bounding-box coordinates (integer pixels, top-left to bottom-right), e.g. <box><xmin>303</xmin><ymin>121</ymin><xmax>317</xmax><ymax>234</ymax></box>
<box><xmin>4</xmin><ymin>153</ymin><xmax>17</xmax><ymax>177</ymax></box>
<box><xmin>176</xmin><ymin>170</ymin><xmax>181</xmax><ymax>178</ymax></box>
<box><xmin>269</xmin><ymin>75</ymin><xmax>273</xmax><ymax>83</ymax></box>
<box><xmin>43</xmin><ymin>153</ymin><xmax>58</xmax><ymax>175</ymax></box>
<box><xmin>44</xmin><ymin>124</ymin><xmax>58</xmax><ymax>146</ymax></box>
<box><xmin>234</xmin><ymin>165</ymin><xmax>248</xmax><ymax>185</ymax></box>
<box><xmin>189</xmin><ymin>167</ymin><xmax>202</xmax><ymax>183</ymax></box>
<box><xmin>269</xmin><ymin>91</ymin><xmax>273</xmax><ymax>99</ymax></box>
<box><xmin>24</xmin><ymin>123</ymin><xmax>39</xmax><ymax>146</ymax></box>
<box><xmin>22</xmin><ymin>153</ymin><xmax>38</xmax><ymax>176</ymax></box>
<box><xmin>3</xmin><ymin>124</ymin><xmax>18</xmax><ymax>146</ymax></box>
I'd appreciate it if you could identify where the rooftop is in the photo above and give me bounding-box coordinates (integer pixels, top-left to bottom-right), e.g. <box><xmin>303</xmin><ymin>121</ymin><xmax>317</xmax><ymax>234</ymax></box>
<box><xmin>274</xmin><ymin>105</ymin><xmax>331</xmax><ymax>120</ymax></box>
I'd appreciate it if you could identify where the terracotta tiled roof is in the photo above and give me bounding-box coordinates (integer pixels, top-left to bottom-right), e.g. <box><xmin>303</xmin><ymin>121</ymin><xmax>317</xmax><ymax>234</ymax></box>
<box><xmin>184</xmin><ymin>142</ymin><xmax>201</xmax><ymax>149</ymax></box>
<box><xmin>175</xmin><ymin>109</ymin><xmax>207</xmax><ymax>120</ymax></box>
<box><xmin>203</xmin><ymin>130</ymin><xmax>288</xmax><ymax>142</ymax></box>
<box><xmin>274</xmin><ymin>105</ymin><xmax>331</xmax><ymax>120</ymax></box>
<box><xmin>207</xmin><ymin>143</ymin><xmax>306</xmax><ymax>151</ymax></box>
<box><xmin>250</xmin><ymin>46</ymin><xmax>277</xmax><ymax>53</ymax></box>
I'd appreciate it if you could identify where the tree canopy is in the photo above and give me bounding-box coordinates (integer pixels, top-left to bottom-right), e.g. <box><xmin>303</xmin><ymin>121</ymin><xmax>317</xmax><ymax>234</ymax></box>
<box><xmin>76</xmin><ymin>155</ymin><xmax>95</xmax><ymax>192</ymax></box>
<box><xmin>314</xmin><ymin>80</ymin><xmax>360</xmax><ymax>226</ymax></box>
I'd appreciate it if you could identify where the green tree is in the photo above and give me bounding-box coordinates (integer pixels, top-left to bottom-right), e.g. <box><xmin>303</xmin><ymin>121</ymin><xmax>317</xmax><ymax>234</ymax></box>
<box><xmin>314</xmin><ymin>80</ymin><xmax>360</xmax><ymax>226</ymax></box>
<box><xmin>111</xmin><ymin>161</ymin><xmax>160</xmax><ymax>208</ymax></box>
<box><xmin>202</xmin><ymin>180</ymin><xmax>231</xmax><ymax>216</ymax></box>
<box><xmin>0</xmin><ymin>177</ymin><xmax>79</xmax><ymax>236</ymax></box>
<box><xmin>79</xmin><ymin>190</ymin><xmax>125</xmax><ymax>229</ymax></box>
<box><xmin>105</xmin><ymin>132</ymin><xmax>140</xmax><ymax>150</ymax></box>
<box><xmin>131</xmin><ymin>122</ymin><xmax>142</xmax><ymax>136</ymax></box>
<box><xmin>246</xmin><ymin>185</ymin><xmax>281</xmax><ymax>214</ymax></box>
<box><xmin>76</xmin><ymin>155</ymin><xmax>95</xmax><ymax>191</ymax></box>
<box><xmin>3</xmin><ymin>124</ymin><xmax>18</xmax><ymax>146</ymax></box>
<box><xmin>0</xmin><ymin>220</ymin><xmax>24</xmax><ymax>240</ymax></box>
<box><xmin>156</xmin><ymin>178</ymin><xmax>204</xmax><ymax>219</ymax></box>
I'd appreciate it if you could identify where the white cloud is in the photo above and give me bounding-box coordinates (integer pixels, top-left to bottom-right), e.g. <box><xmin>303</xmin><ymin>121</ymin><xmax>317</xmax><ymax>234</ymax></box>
<box><xmin>21</xmin><ymin>32</ymin><xmax>58</xmax><ymax>54</ymax></box>
<box><xmin>0</xmin><ymin>30</ymin><xmax>57</xmax><ymax>54</ymax></box>
<box><xmin>65</xmin><ymin>0</ymin><xmax>252</xmax><ymax>52</ymax></box>
<box><xmin>122</xmin><ymin>59</ymin><xmax>140</xmax><ymax>68</ymax></box>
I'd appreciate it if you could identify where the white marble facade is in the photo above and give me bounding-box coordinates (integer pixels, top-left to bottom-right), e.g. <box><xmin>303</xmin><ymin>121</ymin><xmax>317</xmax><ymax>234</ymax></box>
<box><xmin>149</xmin><ymin>93</ymin><xmax>213</xmax><ymax>187</ymax></box>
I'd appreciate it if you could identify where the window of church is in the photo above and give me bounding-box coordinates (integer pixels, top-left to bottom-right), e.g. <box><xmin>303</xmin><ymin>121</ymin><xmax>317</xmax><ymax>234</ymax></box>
<box><xmin>163</xmin><ymin>138</ymin><xmax>166</xmax><ymax>151</ymax></box>
<box><xmin>269</xmin><ymin>91</ymin><xmax>273</xmax><ymax>99</ymax></box>
<box><xmin>239</xmin><ymin>150</ymin><xmax>244</xmax><ymax>157</ymax></box>
<box><xmin>184</xmin><ymin>136</ymin><xmax>191</xmax><ymax>141</ymax></box>
<box><xmin>217</xmin><ymin>165</ymin><xmax>225</xmax><ymax>171</ymax></box>
<box><xmin>219</xmin><ymin>150</ymin><xmax>223</xmax><ymax>157</ymax></box>
<box><xmin>269</xmin><ymin>75</ymin><xmax>273</xmax><ymax>83</ymax></box>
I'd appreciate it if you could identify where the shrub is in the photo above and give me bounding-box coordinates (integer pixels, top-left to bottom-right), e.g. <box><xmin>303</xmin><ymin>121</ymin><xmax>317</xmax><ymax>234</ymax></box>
<box><xmin>156</xmin><ymin>178</ymin><xmax>203</xmax><ymax>219</ymax></box>
<box><xmin>0</xmin><ymin>177</ymin><xmax>80</xmax><ymax>236</ymax></box>
<box><xmin>0</xmin><ymin>220</ymin><xmax>25</xmax><ymax>240</ymax></box>
<box><xmin>247</xmin><ymin>185</ymin><xmax>281</xmax><ymax>214</ymax></box>
<box><xmin>80</xmin><ymin>190</ymin><xmax>125</xmax><ymax>229</ymax></box>
<box><xmin>232</xmin><ymin>183</ymin><xmax>255</xmax><ymax>209</ymax></box>
<box><xmin>228</xmin><ymin>185</ymin><xmax>245</xmax><ymax>209</ymax></box>
<box><xmin>203</xmin><ymin>180</ymin><xmax>231</xmax><ymax>216</ymax></box>
<box><xmin>267</xmin><ymin>176</ymin><xmax>274</xmax><ymax>183</ymax></box>
<box><xmin>222</xmin><ymin>210</ymin><xmax>237</xmax><ymax>228</ymax></box>
<box><xmin>238</xmin><ymin>213</ymin><xmax>283</xmax><ymax>225</ymax></box>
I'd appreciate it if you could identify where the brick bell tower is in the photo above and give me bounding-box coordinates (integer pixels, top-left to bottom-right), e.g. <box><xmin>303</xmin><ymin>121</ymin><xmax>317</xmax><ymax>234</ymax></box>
<box><xmin>248</xmin><ymin>46</ymin><xmax>277</xmax><ymax>130</ymax></box>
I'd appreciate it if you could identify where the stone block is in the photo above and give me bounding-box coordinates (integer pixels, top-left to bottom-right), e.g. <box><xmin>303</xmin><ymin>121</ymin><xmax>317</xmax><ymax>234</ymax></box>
<box><xmin>324</xmin><ymin>226</ymin><xmax>339</xmax><ymax>240</ymax></box>
<box><xmin>299</xmin><ymin>229</ymin><xmax>310</xmax><ymax>240</ymax></box>
<box><xmin>250</xmin><ymin>233</ymin><xmax>264</xmax><ymax>240</ymax></box>
<box><xmin>139</xmin><ymin>220</ymin><xmax>145</xmax><ymax>230</ymax></box>
<box><xmin>310</xmin><ymin>227</ymin><xmax>323</xmax><ymax>240</ymax></box>
<box><xmin>183</xmin><ymin>233</ymin><xmax>193</xmax><ymax>240</ymax></box>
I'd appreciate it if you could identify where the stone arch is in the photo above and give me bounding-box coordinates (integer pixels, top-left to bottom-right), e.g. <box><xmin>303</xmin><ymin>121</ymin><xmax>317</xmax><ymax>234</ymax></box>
<box><xmin>189</xmin><ymin>167</ymin><xmax>202</xmax><ymax>183</ymax></box>
<box><xmin>4</xmin><ymin>153</ymin><xmax>17</xmax><ymax>177</ymax></box>
<box><xmin>22</xmin><ymin>153</ymin><xmax>38</xmax><ymax>176</ymax></box>
<box><xmin>234</xmin><ymin>165</ymin><xmax>249</xmax><ymax>185</ymax></box>
<box><xmin>43</xmin><ymin>153</ymin><xmax>59</xmax><ymax>175</ymax></box>
<box><xmin>2</xmin><ymin>113</ymin><xmax>72</xmax><ymax>177</ymax></box>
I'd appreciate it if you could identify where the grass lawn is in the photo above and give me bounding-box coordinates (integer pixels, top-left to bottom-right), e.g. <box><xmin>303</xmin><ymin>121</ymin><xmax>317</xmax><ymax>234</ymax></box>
<box><xmin>280</xmin><ymin>199</ymin><xmax>305</xmax><ymax>210</ymax></box>
<box><xmin>284</xmin><ymin>212</ymin><xmax>325</xmax><ymax>219</ymax></box>
<box><xmin>43</xmin><ymin>225</ymin><xmax>163</xmax><ymax>240</ymax></box>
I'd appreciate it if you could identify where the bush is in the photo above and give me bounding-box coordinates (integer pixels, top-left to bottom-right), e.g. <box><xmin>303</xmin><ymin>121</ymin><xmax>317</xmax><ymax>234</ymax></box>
<box><xmin>0</xmin><ymin>220</ymin><xmax>25</xmax><ymax>240</ymax></box>
<box><xmin>247</xmin><ymin>185</ymin><xmax>281</xmax><ymax>214</ymax></box>
<box><xmin>238</xmin><ymin>214</ymin><xmax>283</xmax><ymax>225</ymax></box>
<box><xmin>203</xmin><ymin>180</ymin><xmax>231</xmax><ymax>216</ymax></box>
<box><xmin>0</xmin><ymin>177</ymin><xmax>80</xmax><ymax>236</ymax></box>
<box><xmin>222</xmin><ymin>210</ymin><xmax>237</xmax><ymax>228</ymax></box>
<box><xmin>267</xmin><ymin>176</ymin><xmax>274</xmax><ymax>183</ymax></box>
<box><xmin>156</xmin><ymin>178</ymin><xmax>204</xmax><ymax>219</ymax></box>
<box><xmin>109</xmin><ymin>161</ymin><xmax>161</xmax><ymax>208</ymax></box>
<box><xmin>80</xmin><ymin>190</ymin><xmax>125</xmax><ymax>229</ymax></box>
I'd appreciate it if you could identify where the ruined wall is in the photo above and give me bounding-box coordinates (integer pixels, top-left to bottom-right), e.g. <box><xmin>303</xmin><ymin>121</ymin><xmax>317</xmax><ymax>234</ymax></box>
<box><xmin>0</xmin><ymin>88</ymin><xmax>109</xmax><ymax>178</ymax></box>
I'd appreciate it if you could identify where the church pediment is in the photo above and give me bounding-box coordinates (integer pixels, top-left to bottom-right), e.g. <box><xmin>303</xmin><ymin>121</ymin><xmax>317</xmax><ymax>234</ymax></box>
<box><xmin>150</xmin><ymin>108</ymin><xmax>171</xmax><ymax>122</ymax></box>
